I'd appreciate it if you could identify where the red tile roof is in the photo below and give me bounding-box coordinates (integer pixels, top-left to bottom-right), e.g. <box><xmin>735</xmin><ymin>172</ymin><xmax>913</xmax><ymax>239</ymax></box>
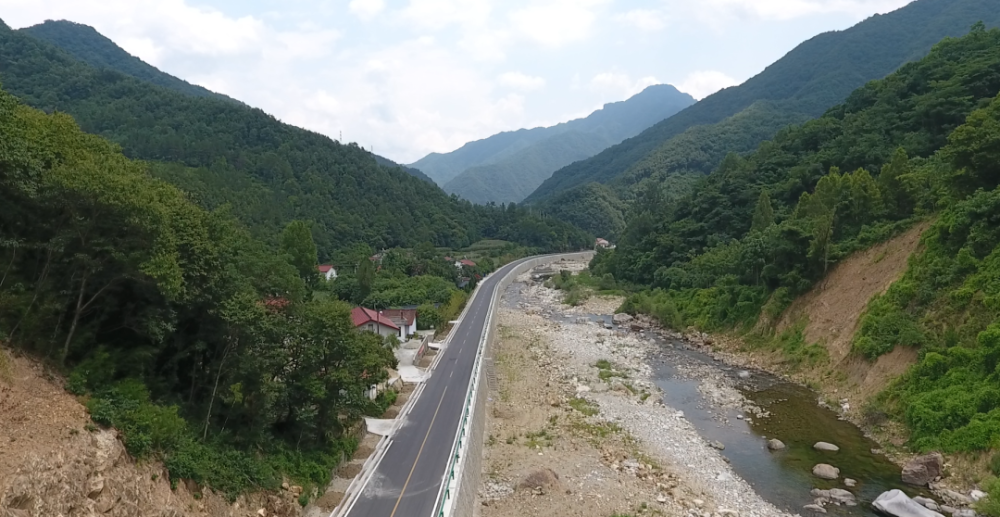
<box><xmin>459</xmin><ymin>259</ymin><xmax>476</xmax><ymax>267</ymax></box>
<box><xmin>317</xmin><ymin>264</ymin><xmax>335</xmax><ymax>273</ymax></box>
<box><xmin>381</xmin><ymin>309</ymin><xmax>417</xmax><ymax>326</ymax></box>
<box><xmin>351</xmin><ymin>307</ymin><xmax>400</xmax><ymax>330</ymax></box>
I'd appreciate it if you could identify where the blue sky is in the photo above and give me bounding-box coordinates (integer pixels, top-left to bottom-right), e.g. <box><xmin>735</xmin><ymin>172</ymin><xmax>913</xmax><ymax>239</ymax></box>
<box><xmin>1</xmin><ymin>0</ymin><xmax>912</xmax><ymax>163</ymax></box>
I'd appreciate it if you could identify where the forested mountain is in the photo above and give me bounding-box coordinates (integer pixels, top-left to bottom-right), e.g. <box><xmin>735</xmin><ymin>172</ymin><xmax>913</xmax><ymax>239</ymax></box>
<box><xmin>0</xmin><ymin>20</ymin><xmax>589</xmax><ymax>257</ymax></box>
<box><xmin>21</xmin><ymin>20</ymin><xmax>234</xmax><ymax>103</ymax></box>
<box><xmin>0</xmin><ymin>82</ymin><xmax>400</xmax><ymax>495</ymax></box>
<box><xmin>20</xmin><ymin>19</ymin><xmax>437</xmax><ymax>187</ymax></box>
<box><xmin>443</xmin><ymin>131</ymin><xmax>609</xmax><ymax>204</ymax></box>
<box><xmin>598</xmin><ymin>27</ymin><xmax>1000</xmax><ymax>457</ymax></box>
<box><xmin>412</xmin><ymin>84</ymin><xmax>694</xmax><ymax>202</ymax></box>
<box><xmin>526</xmin><ymin>0</ymin><xmax>1000</xmax><ymax>234</ymax></box>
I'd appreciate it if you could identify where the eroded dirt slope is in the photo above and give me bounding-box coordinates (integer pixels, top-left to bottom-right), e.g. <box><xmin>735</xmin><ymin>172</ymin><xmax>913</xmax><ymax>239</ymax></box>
<box><xmin>0</xmin><ymin>349</ymin><xmax>301</xmax><ymax>517</ymax></box>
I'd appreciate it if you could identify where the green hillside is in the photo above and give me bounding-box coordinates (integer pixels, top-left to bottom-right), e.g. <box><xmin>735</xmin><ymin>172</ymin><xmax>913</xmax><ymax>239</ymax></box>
<box><xmin>413</xmin><ymin>84</ymin><xmax>694</xmax><ymax>198</ymax></box>
<box><xmin>596</xmin><ymin>26</ymin><xmax>1000</xmax><ymax>469</ymax></box>
<box><xmin>0</xmin><ymin>20</ymin><xmax>589</xmax><ymax>257</ymax></box>
<box><xmin>443</xmin><ymin>130</ymin><xmax>609</xmax><ymax>204</ymax></box>
<box><xmin>526</xmin><ymin>0</ymin><xmax>1000</xmax><ymax>218</ymax></box>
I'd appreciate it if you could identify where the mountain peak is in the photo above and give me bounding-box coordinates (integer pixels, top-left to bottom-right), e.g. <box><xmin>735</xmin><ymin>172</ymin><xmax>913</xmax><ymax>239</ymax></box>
<box><xmin>21</xmin><ymin>20</ymin><xmax>237</xmax><ymax>103</ymax></box>
<box><xmin>0</xmin><ymin>18</ymin><xmax>10</xmax><ymax>32</ymax></box>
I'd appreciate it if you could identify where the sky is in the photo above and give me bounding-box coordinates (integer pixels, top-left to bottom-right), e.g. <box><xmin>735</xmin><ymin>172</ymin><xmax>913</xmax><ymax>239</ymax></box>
<box><xmin>0</xmin><ymin>0</ymin><xmax>913</xmax><ymax>163</ymax></box>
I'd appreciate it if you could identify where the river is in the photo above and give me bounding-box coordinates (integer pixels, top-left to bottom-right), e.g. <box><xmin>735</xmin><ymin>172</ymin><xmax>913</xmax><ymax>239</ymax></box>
<box><xmin>583</xmin><ymin>313</ymin><xmax>917</xmax><ymax>516</ymax></box>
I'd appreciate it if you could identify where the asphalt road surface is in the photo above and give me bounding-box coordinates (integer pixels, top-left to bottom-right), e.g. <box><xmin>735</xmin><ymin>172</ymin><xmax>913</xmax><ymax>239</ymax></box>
<box><xmin>342</xmin><ymin>257</ymin><xmax>529</xmax><ymax>517</ymax></box>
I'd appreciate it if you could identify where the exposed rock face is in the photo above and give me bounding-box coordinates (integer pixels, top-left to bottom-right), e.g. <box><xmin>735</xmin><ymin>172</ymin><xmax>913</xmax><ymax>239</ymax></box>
<box><xmin>813</xmin><ymin>442</ymin><xmax>840</xmax><ymax>452</ymax></box>
<box><xmin>873</xmin><ymin>490</ymin><xmax>945</xmax><ymax>517</ymax></box>
<box><xmin>812</xmin><ymin>464</ymin><xmax>840</xmax><ymax>480</ymax></box>
<box><xmin>767</xmin><ymin>439</ymin><xmax>786</xmax><ymax>451</ymax></box>
<box><xmin>901</xmin><ymin>453</ymin><xmax>943</xmax><ymax>486</ymax></box>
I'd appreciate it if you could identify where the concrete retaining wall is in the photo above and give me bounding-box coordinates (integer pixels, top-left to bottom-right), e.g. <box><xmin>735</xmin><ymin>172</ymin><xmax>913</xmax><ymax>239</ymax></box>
<box><xmin>444</xmin><ymin>252</ymin><xmax>594</xmax><ymax>517</ymax></box>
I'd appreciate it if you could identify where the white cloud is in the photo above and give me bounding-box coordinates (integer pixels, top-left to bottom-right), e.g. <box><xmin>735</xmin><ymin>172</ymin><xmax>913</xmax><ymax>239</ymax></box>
<box><xmin>614</xmin><ymin>9</ymin><xmax>668</xmax><ymax>31</ymax></box>
<box><xmin>686</xmin><ymin>0</ymin><xmax>911</xmax><ymax>23</ymax></box>
<box><xmin>677</xmin><ymin>70</ymin><xmax>739</xmax><ymax>100</ymax></box>
<box><xmin>589</xmin><ymin>72</ymin><xmax>660</xmax><ymax>99</ymax></box>
<box><xmin>499</xmin><ymin>72</ymin><xmax>546</xmax><ymax>91</ymax></box>
<box><xmin>348</xmin><ymin>0</ymin><xmax>385</xmax><ymax>21</ymax></box>
<box><xmin>509</xmin><ymin>0</ymin><xmax>606</xmax><ymax>48</ymax></box>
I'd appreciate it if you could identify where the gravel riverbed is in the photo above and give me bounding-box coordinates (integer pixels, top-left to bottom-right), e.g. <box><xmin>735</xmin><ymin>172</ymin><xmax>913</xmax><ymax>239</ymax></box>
<box><xmin>505</xmin><ymin>270</ymin><xmax>793</xmax><ymax>517</ymax></box>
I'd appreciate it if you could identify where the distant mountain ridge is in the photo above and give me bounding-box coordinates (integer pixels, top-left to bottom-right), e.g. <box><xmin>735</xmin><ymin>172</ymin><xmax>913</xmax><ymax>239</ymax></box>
<box><xmin>22</xmin><ymin>20</ymin><xmax>236</xmax><ymax>103</ymax></box>
<box><xmin>412</xmin><ymin>84</ymin><xmax>695</xmax><ymax>203</ymax></box>
<box><xmin>0</xmin><ymin>18</ymin><xmax>591</xmax><ymax>255</ymax></box>
<box><xmin>525</xmin><ymin>0</ymin><xmax>1000</xmax><ymax>236</ymax></box>
<box><xmin>18</xmin><ymin>19</ymin><xmax>435</xmax><ymax>184</ymax></box>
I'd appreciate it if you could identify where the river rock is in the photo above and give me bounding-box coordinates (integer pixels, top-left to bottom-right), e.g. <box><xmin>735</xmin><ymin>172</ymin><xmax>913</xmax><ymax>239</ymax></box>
<box><xmin>874</xmin><ymin>490</ymin><xmax>946</xmax><ymax>517</ymax></box>
<box><xmin>812</xmin><ymin>488</ymin><xmax>857</xmax><ymax>506</ymax></box>
<box><xmin>971</xmin><ymin>490</ymin><xmax>987</xmax><ymax>502</ymax></box>
<box><xmin>612</xmin><ymin>313</ymin><xmax>633</xmax><ymax>325</ymax></box>
<box><xmin>710</xmin><ymin>441</ymin><xmax>726</xmax><ymax>451</ymax></box>
<box><xmin>902</xmin><ymin>453</ymin><xmax>944</xmax><ymax>486</ymax></box>
<box><xmin>738</xmin><ymin>370</ymin><xmax>751</xmax><ymax>379</ymax></box>
<box><xmin>938</xmin><ymin>489</ymin><xmax>973</xmax><ymax>507</ymax></box>
<box><xmin>813</xmin><ymin>464</ymin><xmax>840</xmax><ymax>480</ymax></box>
<box><xmin>814</xmin><ymin>442</ymin><xmax>840</xmax><ymax>452</ymax></box>
<box><xmin>913</xmin><ymin>497</ymin><xmax>940</xmax><ymax>512</ymax></box>
<box><xmin>767</xmin><ymin>439</ymin><xmax>786</xmax><ymax>451</ymax></box>
<box><xmin>953</xmin><ymin>510</ymin><xmax>977</xmax><ymax>517</ymax></box>
<box><xmin>844</xmin><ymin>478</ymin><xmax>857</xmax><ymax>487</ymax></box>
<box><xmin>804</xmin><ymin>505</ymin><xmax>827</xmax><ymax>513</ymax></box>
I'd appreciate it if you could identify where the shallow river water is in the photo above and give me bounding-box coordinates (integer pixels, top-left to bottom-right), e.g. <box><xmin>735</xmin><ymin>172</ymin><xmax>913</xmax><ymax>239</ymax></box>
<box><xmin>571</xmin><ymin>312</ymin><xmax>918</xmax><ymax>516</ymax></box>
<box><xmin>648</xmin><ymin>336</ymin><xmax>920</xmax><ymax>516</ymax></box>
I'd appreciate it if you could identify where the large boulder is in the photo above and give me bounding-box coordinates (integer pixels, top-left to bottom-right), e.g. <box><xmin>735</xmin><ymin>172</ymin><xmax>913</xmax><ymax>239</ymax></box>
<box><xmin>612</xmin><ymin>313</ymin><xmax>633</xmax><ymax>325</ymax></box>
<box><xmin>814</xmin><ymin>442</ymin><xmax>840</xmax><ymax>452</ymax></box>
<box><xmin>812</xmin><ymin>464</ymin><xmax>840</xmax><ymax>480</ymax></box>
<box><xmin>901</xmin><ymin>453</ymin><xmax>943</xmax><ymax>486</ymax></box>
<box><xmin>767</xmin><ymin>439</ymin><xmax>786</xmax><ymax>451</ymax></box>
<box><xmin>873</xmin><ymin>490</ymin><xmax>945</xmax><ymax>517</ymax></box>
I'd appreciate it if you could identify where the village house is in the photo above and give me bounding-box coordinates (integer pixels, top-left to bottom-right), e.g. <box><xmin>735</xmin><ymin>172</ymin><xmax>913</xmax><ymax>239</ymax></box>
<box><xmin>595</xmin><ymin>238</ymin><xmax>614</xmax><ymax>249</ymax></box>
<box><xmin>454</xmin><ymin>258</ymin><xmax>476</xmax><ymax>269</ymax></box>
<box><xmin>351</xmin><ymin>307</ymin><xmax>400</xmax><ymax>339</ymax></box>
<box><xmin>380</xmin><ymin>309</ymin><xmax>418</xmax><ymax>338</ymax></box>
<box><xmin>317</xmin><ymin>264</ymin><xmax>337</xmax><ymax>281</ymax></box>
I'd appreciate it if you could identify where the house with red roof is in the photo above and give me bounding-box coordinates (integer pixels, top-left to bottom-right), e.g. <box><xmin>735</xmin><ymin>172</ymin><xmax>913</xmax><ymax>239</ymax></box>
<box><xmin>454</xmin><ymin>258</ymin><xmax>477</xmax><ymax>269</ymax></box>
<box><xmin>317</xmin><ymin>264</ymin><xmax>338</xmax><ymax>281</ymax></box>
<box><xmin>351</xmin><ymin>307</ymin><xmax>401</xmax><ymax>339</ymax></box>
<box><xmin>380</xmin><ymin>309</ymin><xmax>418</xmax><ymax>338</ymax></box>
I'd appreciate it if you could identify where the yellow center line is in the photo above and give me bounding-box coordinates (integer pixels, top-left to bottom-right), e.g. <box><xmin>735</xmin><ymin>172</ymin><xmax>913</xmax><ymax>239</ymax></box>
<box><xmin>389</xmin><ymin>385</ymin><xmax>449</xmax><ymax>517</ymax></box>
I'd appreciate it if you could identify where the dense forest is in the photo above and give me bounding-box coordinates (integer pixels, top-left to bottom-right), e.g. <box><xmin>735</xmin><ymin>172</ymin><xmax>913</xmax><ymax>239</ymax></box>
<box><xmin>526</xmin><ymin>0</ymin><xmax>1000</xmax><ymax>236</ymax></box>
<box><xmin>0</xmin><ymin>20</ymin><xmax>591</xmax><ymax>258</ymax></box>
<box><xmin>0</xmin><ymin>85</ymin><xmax>395</xmax><ymax>497</ymax></box>
<box><xmin>597</xmin><ymin>25</ymin><xmax>1000</xmax><ymax>466</ymax></box>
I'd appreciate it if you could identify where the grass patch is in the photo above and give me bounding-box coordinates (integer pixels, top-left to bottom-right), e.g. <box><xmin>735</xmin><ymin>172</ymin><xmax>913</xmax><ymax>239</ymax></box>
<box><xmin>568</xmin><ymin>397</ymin><xmax>599</xmax><ymax>417</ymax></box>
<box><xmin>524</xmin><ymin>429</ymin><xmax>555</xmax><ymax>448</ymax></box>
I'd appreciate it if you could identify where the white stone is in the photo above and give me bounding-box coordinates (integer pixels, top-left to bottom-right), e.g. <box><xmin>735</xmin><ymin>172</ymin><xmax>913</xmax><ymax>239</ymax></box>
<box><xmin>873</xmin><ymin>490</ymin><xmax>945</xmax><ymax>517</ymax></box>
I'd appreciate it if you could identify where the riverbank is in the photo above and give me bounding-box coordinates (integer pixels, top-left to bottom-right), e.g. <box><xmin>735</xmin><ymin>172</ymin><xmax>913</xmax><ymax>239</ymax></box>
<box><xmin>476</xmin><ymin>269</ymin><xmax>791</xmax><ymax>517</ymax></box>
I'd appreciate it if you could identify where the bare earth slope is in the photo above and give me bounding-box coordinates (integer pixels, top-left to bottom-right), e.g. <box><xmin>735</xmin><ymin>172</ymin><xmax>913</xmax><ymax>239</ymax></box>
<box><xmin>0</xmin><ymin>350</ymin><xmax>301</xmax><ymax>517</ymax></box>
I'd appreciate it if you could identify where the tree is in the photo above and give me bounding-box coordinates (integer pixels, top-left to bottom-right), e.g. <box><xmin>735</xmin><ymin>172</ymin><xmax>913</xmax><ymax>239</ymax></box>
<box><xmin>878</xmin><ymin>148</ymin><xmax>914</xmax><ymax>216</ymax></box>
<box><xmin>356</xmin><ymin>257</ymin><xmax>375</xmax><ymax>304</ymax></box>
<box><xmin>281</xmin><ymin>220</ymin><xmax>319</xmax><ymax>286</ymax></box>
<box><xmin>750</xmin><ymin>190</ymin><xmax>775</xmax><ymax>233</ymax></box>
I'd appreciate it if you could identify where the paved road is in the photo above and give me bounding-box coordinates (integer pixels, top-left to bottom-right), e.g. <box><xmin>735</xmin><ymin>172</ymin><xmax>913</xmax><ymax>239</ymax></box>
<box><xmin>343</xmin><ymin>257</ymin><xmax>529</xmax><ymax>517</ymax></box>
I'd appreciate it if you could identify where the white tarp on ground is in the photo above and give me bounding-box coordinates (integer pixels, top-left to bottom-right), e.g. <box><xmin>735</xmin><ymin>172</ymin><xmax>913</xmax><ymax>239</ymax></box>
<box><xmin>398</xmin><ymin>365</ymin><xmax>429</xmax><ymax>383</ymax></box>
<box><xmin>364</xmin><ymin>418</ymin><xmax>397</xmax><ymax>437</ymax></box>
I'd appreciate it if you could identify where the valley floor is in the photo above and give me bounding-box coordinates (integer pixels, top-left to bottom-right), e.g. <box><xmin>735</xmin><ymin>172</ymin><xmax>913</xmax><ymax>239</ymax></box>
<box><xmin>476</xmin><ymin>268</ymin><xmax>789</xmax><ymax>517</ymax></box>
